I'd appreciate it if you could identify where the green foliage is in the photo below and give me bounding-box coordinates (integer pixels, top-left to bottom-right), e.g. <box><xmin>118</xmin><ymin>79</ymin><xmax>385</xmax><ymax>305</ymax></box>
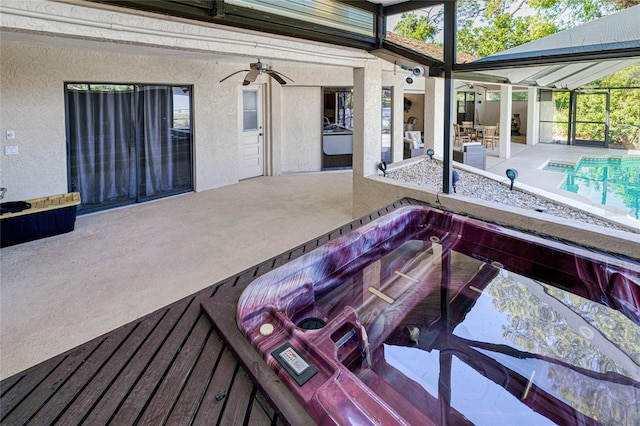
<box><xmin>487</xmin><ymin>274</ymin><xmax>639</xmax><ymax>423</ymax></box>
<box><xmin>453</xmin><ymin>0</ymin><xmax>623</xmax><ymax>56</ymax></box>
<box><xmin>393</xmin><ymin>12</ymin><xmax>439</xmax><ymax>42</ymax></box>
<box><xmin>394</xmin><ymin>0</ymin><xmax>631</xmax><ymax>56</ymax></box>
<box><xmin>588</xmin><ymin>64</ymin><xmax>640</xmax><ymax>148</ymax></box>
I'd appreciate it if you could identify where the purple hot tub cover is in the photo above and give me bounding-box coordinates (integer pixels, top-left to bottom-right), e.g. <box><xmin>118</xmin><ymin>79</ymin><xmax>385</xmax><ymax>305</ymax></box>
<box><xmin>237</xmin><ymin>206</ymin><xmax>640</xmax><ymax>425</ymax></box>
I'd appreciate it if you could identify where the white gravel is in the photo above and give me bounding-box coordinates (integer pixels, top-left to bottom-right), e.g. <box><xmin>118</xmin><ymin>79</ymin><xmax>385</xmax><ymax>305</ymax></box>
<box><xmin>387</xmin><ymin>158</ymin><xmax>637</xmax><ymax>233</ymax></box>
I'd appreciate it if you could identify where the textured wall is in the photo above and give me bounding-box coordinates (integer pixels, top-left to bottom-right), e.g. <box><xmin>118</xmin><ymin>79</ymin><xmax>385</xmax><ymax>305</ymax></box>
<box><xmin>0</xmin><ymin>41</ymin><xmax>244</xmax><ymax>201</ymax></box>
<box><xmin>0</xmin><ymin>42</ymin><xmax>68</xmax><ymax>201</ymax></box>
<box><xmin>0</xmin><ymin>0</ymin><xmax>375</xmax><ymax>201</ymax></box>
<box><xmin>0</xmin><ymin>45</ymin><xmax>377</xmax><ymax>201</ymax></box>
<box><xmin>280</xmin><ymin>87</ymin><xmax>322</xmax><ymax>173</ymax></box>
<box><xmin>479</xmin><ymin>100</ymin><xmax>528</xmax><ymax>132</ymax></box>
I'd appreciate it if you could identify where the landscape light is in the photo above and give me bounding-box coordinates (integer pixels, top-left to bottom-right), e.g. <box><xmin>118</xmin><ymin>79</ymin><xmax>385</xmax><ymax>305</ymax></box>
<box><xmin>378</xmin><ymin>161</ymin><xmax>387</xmax><ymax>177</ymax></box>
<box><xmin>506</xmin><ymin>168</ymin><xmax>518</xmax><ymax>190</ymax></box>
<box><xmin>452</xmin><ymin>170</ymin><xmax>459</xmax><ymax>193</ymax></box>
<box><xmin>426</xmin><ymin>148</ymin><xmax>434</xmax><ymax>160</ymax></box>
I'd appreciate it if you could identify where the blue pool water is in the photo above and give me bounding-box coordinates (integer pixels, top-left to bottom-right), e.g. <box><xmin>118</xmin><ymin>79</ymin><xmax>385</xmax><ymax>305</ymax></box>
<box><xmin>545</xmin><ymin>156</ymin><xmax>640</xmax><ymax>219</ymax></box>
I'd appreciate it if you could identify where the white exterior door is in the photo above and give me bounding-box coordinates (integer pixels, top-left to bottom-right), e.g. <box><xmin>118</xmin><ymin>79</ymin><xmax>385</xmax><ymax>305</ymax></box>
<box><xmin>239</xmin><ymin>87</ymin><xmax>264</xmax><ymax>179</ymax></box>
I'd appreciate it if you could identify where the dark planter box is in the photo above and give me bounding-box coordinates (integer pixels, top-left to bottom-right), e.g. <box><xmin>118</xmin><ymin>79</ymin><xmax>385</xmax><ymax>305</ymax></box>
<box><xmin>1</xmin><ymin>193</ymin><xmax>81</xmax><ymax>248</ymax></box>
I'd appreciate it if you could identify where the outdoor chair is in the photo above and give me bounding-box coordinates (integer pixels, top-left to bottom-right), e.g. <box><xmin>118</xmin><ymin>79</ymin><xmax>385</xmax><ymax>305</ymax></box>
<box><xmin>453</xmin><ymin>124</ymin><xmax>471</xmax><ymax>149</ymax></box>
<box><xmin>482</xmin><ymin>125</ymin><xmax>499</xmax><ymax>149</ymax></box>
<box><xmin>404</xmin><ymin>131</ymin><xmax>424</xmax><ymax>158</ymax></box>
<box><xmin>461</xmin><ymin>121</ymin><xmax>477</xmax><ymax>140</ymax></box>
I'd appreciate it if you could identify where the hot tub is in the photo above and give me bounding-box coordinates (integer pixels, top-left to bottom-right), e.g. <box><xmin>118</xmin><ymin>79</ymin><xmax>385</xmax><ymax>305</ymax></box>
<box><xmin>237</xmin><ymin>206</ymin><xmax>640</xmax><ymax>425</ymax></box>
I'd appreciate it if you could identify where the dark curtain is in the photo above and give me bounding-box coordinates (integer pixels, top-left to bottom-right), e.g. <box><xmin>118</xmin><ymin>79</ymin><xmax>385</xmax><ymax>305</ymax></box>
<box><xmin>137</xmin><ymin>86</ymin><xmax>175</xmax><ymax>198</ymax></box>
<box><xmin>68</xmin><ymin>85</ymin><xmax>191</xmax><ymax>212</ymax></box>
<box><xmin>68</xmin><ymin>90</ymin><xmax>135</xmax><ymax>207</ymax></box>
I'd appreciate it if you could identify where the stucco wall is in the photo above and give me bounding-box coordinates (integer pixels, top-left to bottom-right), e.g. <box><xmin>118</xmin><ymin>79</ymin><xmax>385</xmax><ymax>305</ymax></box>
<box><xmin>478</xmin><ymin>100</ymin><xmax>528</xmax><ymax>134</ymax></box>
<box><xmin>0</xmin><ymin>39</ymin><xmax>375</xmax><ymax>201</ymax></box>
<box><xmin>0</xmin><ymin>42</ymin><xmax>68</xmax><ymax>202</ymax></box>
<box><xmin>280</xmin><ymin>87</ymin><xmax>322</xmax><ymax>172</ymax></box>
<box><xmin>0</xmin><ymin>0</ymin><xmax>375</xmax><ymax>202</ymax></box>
<box><xmin>272</xmin><ymin>65</ymin><xmax>355</xmax><ymax>174</ymax></box>
<box><xmin>0</xmin><ymin>41</ymin><xmax>247</xmax><ymax>201</ymax></box>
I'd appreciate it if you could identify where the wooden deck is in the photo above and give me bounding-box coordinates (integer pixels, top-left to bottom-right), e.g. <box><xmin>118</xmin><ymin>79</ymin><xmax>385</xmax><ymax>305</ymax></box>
<box><xmin>1</xmin><ymin>198</ymin><xmax>424</xmax><ymax>425</ymax></box>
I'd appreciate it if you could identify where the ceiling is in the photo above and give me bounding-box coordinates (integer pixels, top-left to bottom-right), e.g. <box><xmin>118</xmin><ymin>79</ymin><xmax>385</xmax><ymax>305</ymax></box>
<box><xmin>4</xmin><ymin>0</ymin><xmax>637</xmax><ymax>90</ymax></box>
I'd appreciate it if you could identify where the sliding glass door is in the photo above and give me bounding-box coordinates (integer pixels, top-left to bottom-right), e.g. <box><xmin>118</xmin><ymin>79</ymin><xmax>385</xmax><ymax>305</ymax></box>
<box><xmin>66</xmin><ymin>84</ymin><xmax>193</xmax><ymax>213</ymax></box>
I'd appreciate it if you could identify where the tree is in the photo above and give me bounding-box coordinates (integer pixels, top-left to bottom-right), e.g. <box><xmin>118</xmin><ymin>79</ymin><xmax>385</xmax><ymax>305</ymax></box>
<box><xmin>393</xmin><ymin>0</ymin><xmax>629</xmax><ymax>57</ymax></box>
<box><xmin>393</xmin><ymin>11</ymin><xmax>440</xmax><ymax>43</ymax></box>
<box><xmin>606</xmin><ymin>0</ymin><xmax>639</xmax><ymax>8</ymax></box>
<box><xmin>455</xmin><ymin>0</ymin><xmax>622</xmax><ymax>56</ymax></box>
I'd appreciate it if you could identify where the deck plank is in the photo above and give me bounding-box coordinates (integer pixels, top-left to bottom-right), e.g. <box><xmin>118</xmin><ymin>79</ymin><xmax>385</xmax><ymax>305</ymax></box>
<box><xmin>246</xmin><ymin>388</ymin><xmax>274</xmax><ymax>425</ymax></box>
<box><xmin>1</xmin><ymin>338</ymin><xmax>103</xmax><ymax>425</ymax></box>
<box><xmin>135</xmin><ymin>313</ymin><xmax>212</xmax><ymax>424</ymax></box>
<box><xmin>0</xmin><ymin>373</ymin><xmax>25</xmax><ymax>398</ymax></box>
<box><xmin>80</xmin><ymin>297</ymin><xmax>193</xmax><ymax>424</ymax></box>
<box><xmin>162</xmin><ymin>329</ymin><xmax>224</xmax><ymax>424</ymax></box>
<box><xmin>1</xmin><ymin>359</ymin><xmax>64</xmax><ymax>418</ymax></box>
<box><xmin>191</xmin><ymin>346</ymin><xmax>238</xmax><ymax>425</ymax></box>
<box><xmin>108</xmin><ymin>295</ymin><xmax>206</xmax><ymax>424</ymax></box>
<box><xmin>54</xmin><ymin>309</ymin><xmax>166</xmax><ymax>424</ymax></box>
<box><xmin>252</xmin><ymin>389</ymin><xmax>277</xmax><ymax>423</ymax></box>
<box><xmin>218</xmin><ymin>367</ymin><xmax>254</xmax><ymax>426</ymax></box>
<box><xmin>25</xmin><ymin>321</ymin><xmax>137</xmax><ymax>425</ymax></box>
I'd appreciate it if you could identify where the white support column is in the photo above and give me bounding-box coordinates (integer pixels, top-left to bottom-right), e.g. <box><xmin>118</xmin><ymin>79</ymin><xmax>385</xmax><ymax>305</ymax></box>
<box><xmin>392</xmin><ymin>72</ymin><xmax>405</xmax><ymax>163</ymax></box>
<box><xmin>269</xmin><ymin>79</ymin><xmax>283</xmax><ymax>175</ymax></box>
<box><xmin>424</xmin><ymin>77</ymin><xmax>444</xmax><ymax>156</ymax></box>
<box><xmin>499</xmin><ymin>85</ymin><xmax>512</xmax><ymax>159</ymax></box>
<box><xmin>352</xmin><ymin>63</ymin><xmax>382</xmax><ymax>180</ymax></box>
<box><xmin>527</xmin><ymin>87</ymin><xmax>540</xmax><ymax>146</ymax></box>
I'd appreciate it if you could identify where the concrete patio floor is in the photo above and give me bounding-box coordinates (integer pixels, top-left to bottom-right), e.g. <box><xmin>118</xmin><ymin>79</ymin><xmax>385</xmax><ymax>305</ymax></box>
<box><xmin>1</xmin><ymin>142</ymin><xmax>638</xmax><ymax>379</ymax></box>
<box><xmin>1</xmin><ymin>172</ymin><xmax>353</xmax><ymax>378</ymax></box>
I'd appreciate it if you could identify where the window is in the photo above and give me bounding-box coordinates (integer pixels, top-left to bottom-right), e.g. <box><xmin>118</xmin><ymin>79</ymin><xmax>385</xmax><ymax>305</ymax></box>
<box><xmin>382</xmin><ymin>88</ymin><xmax>392</xmax><ymax>163</ymax></box>
<box><xmin>486</xmin><ymin>91</ymin><xmax>528</xmax><ymax>101</ymax></box>
<box><xmin>66</xmin><ymin>83</ymin><xmax>193</xmax><ymax>213</ymax></box>
<box><xmin>242</xmin><ymin>90</ymin><xmax>259</xmax><ymax>131</ymax></box>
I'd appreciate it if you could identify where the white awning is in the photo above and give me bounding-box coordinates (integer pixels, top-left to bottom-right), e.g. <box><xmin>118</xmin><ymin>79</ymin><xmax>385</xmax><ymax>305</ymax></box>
<box><xmin>455</xmin><ymin>5</ymin><xmax>640</xmax><ymax>89</ymax></box>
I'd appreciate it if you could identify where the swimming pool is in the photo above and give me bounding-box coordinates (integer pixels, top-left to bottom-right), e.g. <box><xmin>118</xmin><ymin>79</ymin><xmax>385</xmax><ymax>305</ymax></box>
<box><xmin>237</xmin><ymin>206</ymin><xmax>640</xmax><ymax>425</ymax></box>
<box><xmin>545</xmin><ymin>156</ymin><xmax>640</xmax><ymax>219</ymax></box>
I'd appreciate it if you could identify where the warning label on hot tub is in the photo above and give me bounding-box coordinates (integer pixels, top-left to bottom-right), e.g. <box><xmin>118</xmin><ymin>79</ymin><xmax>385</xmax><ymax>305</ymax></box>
<box><xmin>278</xmin><ymin>346</ymin><xmax>309</xmax><ymax>374</ymax></box>
<box><xmin>272</xmin><ymin>343</ymin><xmax>318</xmax><ymax>386</ymax></box>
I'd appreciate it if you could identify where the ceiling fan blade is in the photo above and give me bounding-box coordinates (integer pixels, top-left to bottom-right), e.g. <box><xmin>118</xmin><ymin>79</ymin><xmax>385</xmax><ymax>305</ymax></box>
<box><xmin>243</xmin><ymin>69</ymin><xmax>260</xmax><ymax>85</ymax></box>
<box><xmin>265</xmin><ymin>70</ymin><xmax>294</xmax><ymax>85</ymax></box>
<box><xmin>266</xmin><ymin>71</ymin><xmax>286</xmax><ymax>85</ymax></box>
<box><xmin>219</xmin><ymin>69</ymin><xmax>249</xmax><ymax>83</ymax></box>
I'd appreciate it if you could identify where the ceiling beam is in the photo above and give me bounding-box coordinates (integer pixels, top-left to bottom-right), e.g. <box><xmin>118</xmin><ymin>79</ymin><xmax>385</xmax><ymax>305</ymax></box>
<box><xmin>455</xmin><ymin>47</ymin><xmax>640</xmax><ymax>72</ymax></box>
<box><xmin>374</xmin><ymin>40</ymin><xmax>442</xmax><ymax>69</ymax></box>
<box><xmin>382</xmin><ymin>1</ymin><xmax>444</xmax><ymax>16</ymax></box>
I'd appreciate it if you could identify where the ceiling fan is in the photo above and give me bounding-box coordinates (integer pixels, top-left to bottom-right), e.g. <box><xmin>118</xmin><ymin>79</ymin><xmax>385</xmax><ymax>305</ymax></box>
<box><xmin>219</xmin><ymin>59</ymin><xmax>294</xmax><ymax>86</ymax></box>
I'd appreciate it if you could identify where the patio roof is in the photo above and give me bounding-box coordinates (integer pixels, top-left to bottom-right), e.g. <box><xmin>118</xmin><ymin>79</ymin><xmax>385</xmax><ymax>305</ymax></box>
<box><xmin>455</xmin><ymin>4</ymin><xmax>640</xmax><ymax>89</ymax></box>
